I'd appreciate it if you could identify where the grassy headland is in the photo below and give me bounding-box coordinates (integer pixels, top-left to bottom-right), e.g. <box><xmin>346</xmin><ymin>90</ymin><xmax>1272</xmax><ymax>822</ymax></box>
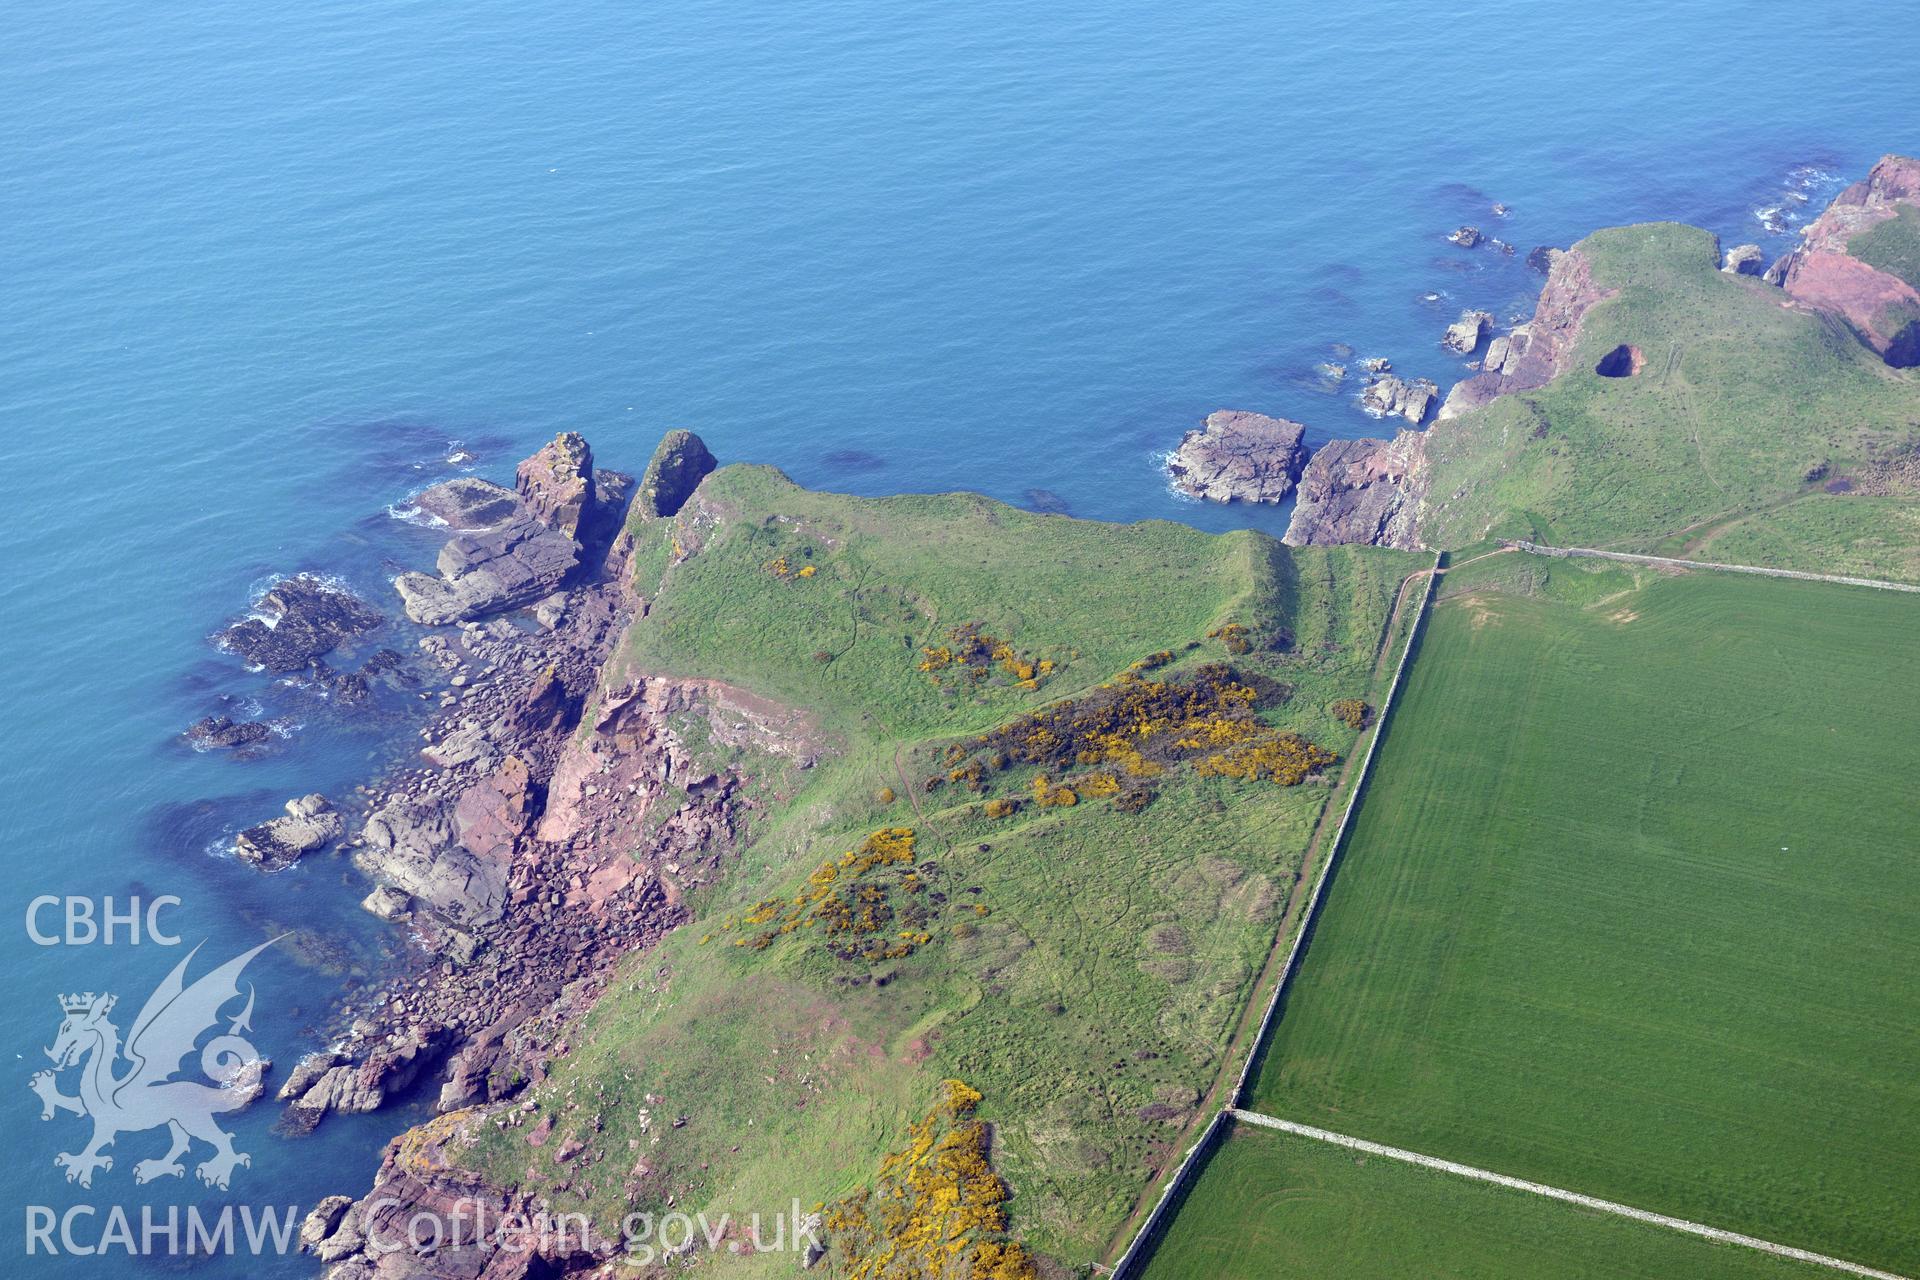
<box><xmin>463</xmin><ymin>464</ymin><xmax>1417</xmax><ymax>1273</ymax></box>
<box><xmin>1418</xmin><ymin>223</ymin><xmax>1920</xmax><ymax>559</ymax></box>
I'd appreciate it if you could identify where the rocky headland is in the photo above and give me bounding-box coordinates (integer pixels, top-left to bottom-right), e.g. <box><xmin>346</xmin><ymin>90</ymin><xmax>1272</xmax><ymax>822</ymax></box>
<box><xmin>1775</xmin><ymin>153</ymin><xmax>1920</xmax><ymax>366</ymax></box>
<box><xmin>1283</xmin><ymin>430</ymin><xmax>1428</xmax><ymax>549</ymax></box>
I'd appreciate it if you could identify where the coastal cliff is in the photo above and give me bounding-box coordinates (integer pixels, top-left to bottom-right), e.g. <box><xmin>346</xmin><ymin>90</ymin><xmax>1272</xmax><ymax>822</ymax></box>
<box><xmin>1438</xmin><ymin>246</ymin><xmax>1616</xmax><ymax>419</ymax></box>
<box><xmin>1283</xmin><ymin>430</ymin><xmax>1428</xmax><ymax>549</ymax></box>
<box><xmin>1776</xmin><ymin>154</ymin><xmax>1920</xmax><ymax>367</ymax></box>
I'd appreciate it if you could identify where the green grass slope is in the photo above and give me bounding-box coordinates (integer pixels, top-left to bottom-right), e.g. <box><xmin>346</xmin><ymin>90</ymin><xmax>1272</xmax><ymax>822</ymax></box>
<box><xmin>1418</xmin><ymin>223</ymin><xmax>1920</xmax><ymax>555</ymax></box>
<box><xmin>1680</xmin><ymin>492</ymin><xmax>1920</xmax><ymax>583</ymax></box>
<box><xmin>1249</xmin><ymin>555</ymin><xmax>1920</xmax><ymax>1273</ymax></box>
<box><xmin>465</xmin><ymin>466</ymin><xmax>1417</xmax><ymax>1273</ymax></box>
<box><xmin>1140</xmin><ymin>1121</ymin><xmax>1828</xmax><ymax>1280</ymax></box>
<box><xmin>1850</xmin><ymin>203</ymin><xmax>1920</xmax><ymax>291</ymax></box>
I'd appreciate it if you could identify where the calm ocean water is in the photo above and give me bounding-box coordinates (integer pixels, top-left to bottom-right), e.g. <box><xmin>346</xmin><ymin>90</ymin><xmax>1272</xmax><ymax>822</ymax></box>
<box><xmin>0</xmin><ymin>0</ymin><xmax>1912</xmax><ymax>1271</ymax></box>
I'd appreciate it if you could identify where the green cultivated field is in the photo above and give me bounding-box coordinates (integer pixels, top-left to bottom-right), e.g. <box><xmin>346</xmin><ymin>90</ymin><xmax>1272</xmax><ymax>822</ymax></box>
<box><xmin>1140</xmin><ymin>1121</ymin><xmax>1828</xmax><ymax>1280</ymax></box>
<box><xmin>1250</xmin><ymin>559</ymin><xmax>1920</xmax><ymax>1273</ymax></box>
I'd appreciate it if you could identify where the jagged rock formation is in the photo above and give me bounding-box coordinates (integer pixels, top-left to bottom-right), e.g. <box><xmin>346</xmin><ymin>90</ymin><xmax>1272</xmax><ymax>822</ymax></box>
<box><xmin>396</xmin><ymin>513</ymin><xmax>581</xmax><ymax>626</ymax></box>
<box><xmin>395</xmin><ymin>433</ymin><xmax>654</xmax><ymax>624</ymax></box>
<box><xmin>515</xmin><ymin>432</ymin><xmax>596</xmax><ymax>538</ymax></box>
<box><xmin>1440</xmin><ymin>247</ymin><xmax>1616</xmax><ymax>419</ymax></box>
<box><xmin>1449</xmin><ymin>225</ymin><xmax>1482</xmax><ymax>248</ymax></box>
<box><xmin>1443</xmin><ymin>309</ymin><xmax>1493</xmax><ymax>354</ymax></box>
<box><xmin>1722</xmin><ymin>243</ymin><xmax>1766</xmax><ymax>275</ymax></box>
<box><xmin>1777</xmin><ymin>154</ymin><xmax>1920</xmax><ymax>366</ymax></box>
<box><xmin>286</xmin><ymin>437</ymin><xmax>808</xmax><ymax>1146</ymax></box>
<box><xmin>1361</xmin><ymin>373</ymin><xmax>1439</xmax><ymax>425</ymax></box>
<box><xmin>299</xmin><ymin>1110</ymin><xmax>611</xmax><ymax>1278</ymax></box>
<box><xmin>219</xmin><ymin>576</ymin><xmax>383</xmax><ymax>672</ymax></box>
<box><xmin>635</xmin><ymin>428</ymin><xmax>718</xmax><ymax>518</ymax></box>
<box><xmin>1283</xmin><ymin>431</ymin><xmax>1428</xmax><ymax>549</ymax></box>
<box><xmin>1164</xmin><ymin>410</ymin><xmax>1309</xmax><ymax>503</ymax></box>
<box><xmin>235</xmin><ymin>794</ymin><xmax>343</xmax><ymax>868</ymax></box>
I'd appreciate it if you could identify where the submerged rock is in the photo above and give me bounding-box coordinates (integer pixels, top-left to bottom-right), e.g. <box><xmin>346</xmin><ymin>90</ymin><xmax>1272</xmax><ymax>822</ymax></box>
<box><xmin>235</xmin><ymin>794</ymin><xmax>343</xmax><ymax>869</ymax></box>
<box><xmin>183</xmin><ymin>715</ymin><xmax>271</xmax><ymax>750</ymax></box>
<box><xmin>220</xmin><ymin>576</ymin><xmax>383</xmax><ymax>673</ymax></box>
<box><xmin>635</xmin><ymin>429</ymin><xmax>717</xmax><ymax>519</ymax></box>
<box><xmin>1284</xmin><ymin>432</ymin><xmax>1428</xmax><ymax>549</ymax></box>
<box><xmin>1525</xmin><ymin>245</ymin><xmax>1558</xmax><ymax>275</ymax></box>
<box><xmin>1021</xmin><ymin>488</ymin><xmax>1072</xmax><ymax>515</ymax></box>
<box><xmin>1165</xmin><ymin>410</ymin><xmax>1310</xmax><ymax>504</ymax></box>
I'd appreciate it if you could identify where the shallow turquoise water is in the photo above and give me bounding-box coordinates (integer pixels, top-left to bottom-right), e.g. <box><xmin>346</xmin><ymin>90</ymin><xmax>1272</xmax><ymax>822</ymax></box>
<box><xmin>0</xmin><ymin>0</ymin><xmax>1913</xmax><ymax>1271</ymax></box>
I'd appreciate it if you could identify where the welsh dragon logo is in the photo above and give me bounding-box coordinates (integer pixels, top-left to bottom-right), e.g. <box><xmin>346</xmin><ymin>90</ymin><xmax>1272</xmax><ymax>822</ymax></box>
<box><xmin>28</xmin><ymin>939</ymin><xmax>277</xmax><ymax>1190</ymax></box>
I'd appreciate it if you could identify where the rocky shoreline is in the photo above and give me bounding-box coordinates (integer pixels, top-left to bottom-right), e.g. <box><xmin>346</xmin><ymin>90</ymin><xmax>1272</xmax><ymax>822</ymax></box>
<box><xmin>213</xmin><ymin>428</ymin><xmax>817</xmax><ymax>1278</ymax></box>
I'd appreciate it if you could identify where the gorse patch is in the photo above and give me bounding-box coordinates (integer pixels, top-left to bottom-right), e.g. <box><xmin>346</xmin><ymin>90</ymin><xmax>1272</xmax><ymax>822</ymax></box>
<box><xmin>708</xmin><ymin>827</ymin><xmax>937</xmax><ymax>963</ymax></box>
<box><xmin>918</xmin><ymin>622</ymin><xmax>1057</xmax><ymax>691</ymax></box>
<box><xmin>926</xmin><ymin>663</ymin><xmax>1334</xmax><ymax>809</ymax></box>
<box><xmin>824</xmin><ymin>1079</ymin><xmax>1039</xmax><ymax>1280</ymax></box>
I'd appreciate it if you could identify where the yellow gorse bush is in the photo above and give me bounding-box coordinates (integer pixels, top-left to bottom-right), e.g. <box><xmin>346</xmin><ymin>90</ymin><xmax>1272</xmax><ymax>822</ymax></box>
<box><xmin>918</xmin><ymin>623</ymin><xmax>1056</xmax><ymax>691</ymax></box>
<box><xmin>713</xmin><ymin>828</ymin><xmax>933</xmax><ymax>963</ymax></box>
<box><xmin>823</xmin><ymin>1081</ymin><xmax>1039</xmax><ymax>1280</ymax></box>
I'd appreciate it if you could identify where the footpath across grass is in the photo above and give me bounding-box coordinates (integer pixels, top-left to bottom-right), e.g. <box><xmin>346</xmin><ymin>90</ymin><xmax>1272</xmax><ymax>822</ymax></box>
<box><xmin>1139</xmin><ymin>1120</ymin><xmax>1832</xmax><ymax>1280</ymax></box>
<box><xmin>1250</xmin><ymin>558</ymin><xmax>1920</xmax><ymax>1274</ymax></box>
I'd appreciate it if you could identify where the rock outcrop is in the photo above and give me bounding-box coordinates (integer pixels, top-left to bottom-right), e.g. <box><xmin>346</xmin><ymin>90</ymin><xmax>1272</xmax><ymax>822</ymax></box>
<box><xmin>395</xmin><ymin>514</ymin><xmax>581</xmax><ymax>626</ymax></box>
<box><xmin>299</xmin><ymin>1111</ymin><xmax>611</xmax><ymax>1278</ymax></box>
<box><xmin>356</xmin><ymin>792</ymin><xmax>508</xmax><ymax>925</ymax></box>
<box><xmin>394</xmin><ymin>434</ymin><xmax>648</xmax><ymax>625</ymax></box>
<box><xmin>1778</xmin><ymin>154</ymin><xmax>1920</xmax><ymax>366</ymax></box>
<box><xmin>1442</xmin><ymin>310</ymin><xmax>1493</xmax><ymax>355</ymax></box>
<box><xmin>635</xmin><ymin>429</ymin><xmax>718</xmax><ymax>518</ymax></box>
<box><xmin>1440</xmin><ymin>247</ymin><xmax>1617</xmax><ymax>419</ymax></box>
<box><xmin>1164</xmin><ymin>410</ymin><xmax>1310</xmax><ymax>503</ymax></box>
<box><xmin>1283</xmin><ymin>432</ymin><xmax>1429</xmax><ymax>549</ymax></box>
<box><xmin>1361</xmin><ymin>374</ymin><xmax>1438</xmax><ymax>425</ymax></box>
<box><xmin>236</xmin><ymin>794</ymin><xmax>343</xmax><ymax>869</ymax></box>
<box><xmin>220</xmin><ymin>576</ymin><xmax>383</xmax><ymax>672</ymax></box>
<box><xmin>1449</xmin><ymin>226</ymin><xmax>1483</xmax><ymax>248</ymax></box>
<box><xmin>414</xmin><ymin>477</ymin><xmax>521</xmax><ymax>530</ymax></box>
<box><xmin>1721</xmin><ymin>243</ymin><xmax>1766</xmax><ymax>275</ymax></box>
<box><xmin>515</xmin><ymin>432</ymin><xmax>596</xmax><ymax>538</ymax></box>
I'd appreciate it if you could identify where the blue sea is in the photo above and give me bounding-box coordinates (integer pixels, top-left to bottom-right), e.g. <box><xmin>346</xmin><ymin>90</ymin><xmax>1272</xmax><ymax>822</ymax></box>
<box><xmin>0</xmin><ymin>0</ymin><xmax>1913</xmax><ymax>1272</ymax></box>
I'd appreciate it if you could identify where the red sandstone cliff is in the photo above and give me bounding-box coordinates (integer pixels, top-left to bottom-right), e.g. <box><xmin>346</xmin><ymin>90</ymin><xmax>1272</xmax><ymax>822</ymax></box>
<box><xmin>1778</xmin><ymin>154</ymin><xmax>1920</xmax><ymax>366</ymax></box>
